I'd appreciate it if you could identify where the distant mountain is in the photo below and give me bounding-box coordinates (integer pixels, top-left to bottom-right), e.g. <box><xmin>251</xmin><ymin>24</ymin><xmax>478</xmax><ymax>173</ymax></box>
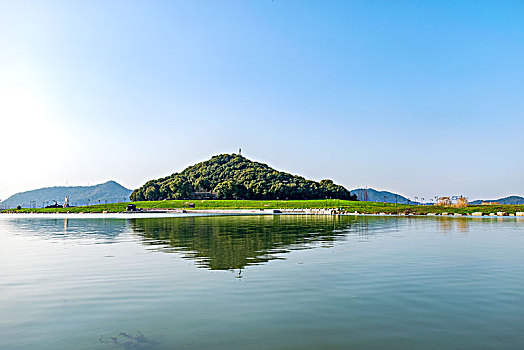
<box><xmin>350</xmin><ymin>188</ymin><xmax>419</xmax><ymax>204</ymax></box>
<box><xmin>0</xmin><ymin>181</ymin><xmax>132</xmax><ymax>209</ymax></box>
<box><xmin>469</xmin><ymin>196</ymin><xmax>524</xmax><ymax>205</ymax></box>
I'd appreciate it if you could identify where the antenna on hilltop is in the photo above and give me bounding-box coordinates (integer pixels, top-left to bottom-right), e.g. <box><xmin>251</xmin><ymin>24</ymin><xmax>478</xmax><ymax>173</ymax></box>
<box><xmin>239</xmin><ymin>148</ymin><xmax>242</xmax><ymax>155</ymax></box>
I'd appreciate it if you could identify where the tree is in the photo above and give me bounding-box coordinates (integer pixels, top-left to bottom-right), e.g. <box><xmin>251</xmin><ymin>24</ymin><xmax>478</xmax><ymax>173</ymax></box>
<box><xmin>168</xmin><ymin>177</ymin><xmax>192</xmax><ymax>199</ymax></box>
<box><xmin>144</xmin><ymin>186</ymin><xmax>159</xmax><ymax>200</ymax></box>
<box><xmin>194</xmin><ymin>178</ymin><xmax>211</xmax><ymax>192</ymax></box>
<box><xmin>214</xmin><ymin>181</ymin><xmax>246</xmax><ymax>199</ymax></box>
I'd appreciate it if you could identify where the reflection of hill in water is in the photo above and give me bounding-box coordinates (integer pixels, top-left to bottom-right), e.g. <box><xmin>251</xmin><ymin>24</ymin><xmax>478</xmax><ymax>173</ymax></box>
<box><xmin>130</xmin><ymin>215</ymin><xmax>365</xmax><ymax>270</ymax></box>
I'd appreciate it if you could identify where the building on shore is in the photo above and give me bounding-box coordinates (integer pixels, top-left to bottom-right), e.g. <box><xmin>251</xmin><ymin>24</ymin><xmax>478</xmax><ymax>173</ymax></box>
<box><xmin>436</xmin><ymin>196</ymin><xmax>468</xmax><ymax>208</ymax></box>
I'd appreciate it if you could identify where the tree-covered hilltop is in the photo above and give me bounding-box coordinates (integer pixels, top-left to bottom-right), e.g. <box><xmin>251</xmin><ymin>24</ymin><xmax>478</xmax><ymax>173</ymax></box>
<box><xmin>130</xmin><ymin>154</ymin><xmax>357</xmax><ymax>201</ymax></box>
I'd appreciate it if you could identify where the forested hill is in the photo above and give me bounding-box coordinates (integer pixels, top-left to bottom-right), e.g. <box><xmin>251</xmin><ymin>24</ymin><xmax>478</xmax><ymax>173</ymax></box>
<box><xmin>130</xmin><ymin>154</ymin><xmax>357</xmax><ymax>201</ymax></box>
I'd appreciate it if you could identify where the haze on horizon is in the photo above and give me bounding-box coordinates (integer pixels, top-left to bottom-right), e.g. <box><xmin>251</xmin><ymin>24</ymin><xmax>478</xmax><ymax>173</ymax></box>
<box><xmin>1</xmin><ymin>1</ymin><xmax>523</xmax><ymax>202</ymax></box>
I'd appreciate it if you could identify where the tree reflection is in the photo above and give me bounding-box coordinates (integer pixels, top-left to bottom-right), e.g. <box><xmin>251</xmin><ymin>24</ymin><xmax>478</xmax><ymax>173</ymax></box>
<box><xmin>129</xmin><ymin>215</ymin><xmax>357</xmax><ymax>270</ymax></box>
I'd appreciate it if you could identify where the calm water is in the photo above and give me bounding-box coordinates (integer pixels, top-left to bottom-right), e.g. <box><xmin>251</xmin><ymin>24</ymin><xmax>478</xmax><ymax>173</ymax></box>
<box><xmin>1</xmin><ymin>214</ymin><xmax>523</xmax><ymax>349</ymax></box>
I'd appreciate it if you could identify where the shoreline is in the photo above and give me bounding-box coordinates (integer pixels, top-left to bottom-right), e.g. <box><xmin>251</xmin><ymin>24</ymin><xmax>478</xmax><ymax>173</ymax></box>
<box><xmin>2</xmin><ymin>199</ymin><xmax>524</xmax><ymax>216</ymax></box>
<box><xmin>1</xmin><ymin>209</ymin><xmax>523</xmax><ymax>219</ymax></box>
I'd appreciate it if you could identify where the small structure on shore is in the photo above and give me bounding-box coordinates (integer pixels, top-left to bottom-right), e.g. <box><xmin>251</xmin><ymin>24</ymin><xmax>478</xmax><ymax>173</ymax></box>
<box><xmin>437</xmin><ymin>197</ymin><xmax>452</xmax><ymax>206</ymax></box>
<box><xmin>127</xmin><ymin>204</ymin><xmax>138</xmax><ymax>212</ymax></box>
<box><xmin>436</xmin><ymin>196</ymin><xmax>468</xmax><ymax>208</ymax></box>
<box><xmin>45</xmin><ymin>200</ymin><xmax>62</xmax><ymax>208</ymax></box>
<box><xmin>191</xmin><ymin>192</ymin><xmax>217</xmax><ymax>200</ymax></box>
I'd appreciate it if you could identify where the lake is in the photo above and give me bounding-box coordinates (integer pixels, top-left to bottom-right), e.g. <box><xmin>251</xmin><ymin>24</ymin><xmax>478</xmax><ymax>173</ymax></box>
<box><xmin>1</xmin><ymin>214</ymin><xmax>523</xmax><ymax>349</ymax></box>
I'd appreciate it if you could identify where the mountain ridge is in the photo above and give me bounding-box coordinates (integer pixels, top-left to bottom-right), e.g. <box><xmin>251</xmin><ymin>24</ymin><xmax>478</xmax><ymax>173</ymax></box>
<box><xmin>350</xmin><ymin>189</ymin><xmax>524</xmax><ymax>205</ymax></box>
<box><xmin>0</xmin><ymin>181</ymin><xmax>132</xmax><ymax>208</ymax></box>
<box><xmin>469</xmin><ymin>196</ymin><xmax>524</xmax><ymax>205</ymax></box>
<box><xmin>350</xmin><ymin>188</ymin><xmax>419</xmax><ymax>204</ymax></box>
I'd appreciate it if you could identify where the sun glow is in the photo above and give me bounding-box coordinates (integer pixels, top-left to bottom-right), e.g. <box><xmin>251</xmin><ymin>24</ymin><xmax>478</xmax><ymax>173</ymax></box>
<box><xmin>1</xmin><ymin>83</ymin><xmax>60</xmax><ymax>148</ymax></box>
<box><xmin>0</xmin><ymin>69</ymin><xmax>69</xmax><ymax>197</ymax></box>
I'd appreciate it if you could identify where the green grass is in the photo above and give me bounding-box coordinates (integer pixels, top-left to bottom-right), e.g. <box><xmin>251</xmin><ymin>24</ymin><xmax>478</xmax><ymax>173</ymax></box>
<box><xmin>3</xmin><ymin>199</ymin><xmax>524</xmax><ymax>215</ymax></box>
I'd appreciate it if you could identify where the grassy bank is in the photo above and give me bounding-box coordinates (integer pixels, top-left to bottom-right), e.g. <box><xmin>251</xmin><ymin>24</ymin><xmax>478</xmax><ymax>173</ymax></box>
<box><xmin>2</xmin><ymin>199</ymin><xmax>524</xmax><ymax>215</ymax></box>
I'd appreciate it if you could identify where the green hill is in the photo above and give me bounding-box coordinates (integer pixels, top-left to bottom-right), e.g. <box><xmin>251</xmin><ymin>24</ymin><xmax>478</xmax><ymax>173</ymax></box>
<box><xmin>130</xmin><ymin>154</ymin><xmax>357</xmax><ymax>201</ymax></box>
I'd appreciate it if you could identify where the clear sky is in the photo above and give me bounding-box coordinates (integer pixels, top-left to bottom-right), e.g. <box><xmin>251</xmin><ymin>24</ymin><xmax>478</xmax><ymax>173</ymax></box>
<box><xmin>1</xmin><ymin>0</ymin><xmax>523</xmax><ymax>202</ymax></box>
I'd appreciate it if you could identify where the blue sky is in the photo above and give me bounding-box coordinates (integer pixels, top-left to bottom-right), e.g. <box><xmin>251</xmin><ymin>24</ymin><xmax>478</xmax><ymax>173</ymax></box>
<box><xmin>1</xmin><ymin>1</ymin><xmax>523</xmax><ymax>201</ymax></box>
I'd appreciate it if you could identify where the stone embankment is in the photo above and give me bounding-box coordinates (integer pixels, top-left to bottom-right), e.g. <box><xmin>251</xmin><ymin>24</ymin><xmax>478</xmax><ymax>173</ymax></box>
<box><xmin>109</xmin><ymin>208</ymin><xmax>524</xmax><ymax>216</ymax></box>
<box><xmin>279</xmin><ymin>209</ymin><xmax>524</xmax><ymax>217</ymax></box>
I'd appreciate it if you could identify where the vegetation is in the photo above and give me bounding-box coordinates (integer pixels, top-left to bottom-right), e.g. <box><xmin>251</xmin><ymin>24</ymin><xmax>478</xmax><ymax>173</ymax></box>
<box><xmin>3</xmin><ymin>199</ymin><xmax>523</xmax><ymax>215</ymax></box>
<box><xmin>130</xmin><ymin>154</ymin><xmax>358</xmax><ymax>201</ymax></box>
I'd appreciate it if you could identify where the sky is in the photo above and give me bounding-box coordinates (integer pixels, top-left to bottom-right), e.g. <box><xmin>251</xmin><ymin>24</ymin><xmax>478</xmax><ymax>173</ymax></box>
<box><xmin>1</xmin><ymin>0</ymin><xmax>523</xmax><ymax>202</ymax></box>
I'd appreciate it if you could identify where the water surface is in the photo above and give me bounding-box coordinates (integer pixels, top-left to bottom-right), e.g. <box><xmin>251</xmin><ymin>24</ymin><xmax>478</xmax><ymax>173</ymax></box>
<box><xmin>1</xmin><ymin>215</ymin><xmax>523</xmax><ymax>349</ymax></box>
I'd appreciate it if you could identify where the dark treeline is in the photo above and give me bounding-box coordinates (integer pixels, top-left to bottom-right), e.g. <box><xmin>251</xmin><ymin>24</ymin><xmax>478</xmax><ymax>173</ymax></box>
<box><xmin>130</xmin><ymin>154</ymin><xmax>358</xmax><ymax>201</ymax></box>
